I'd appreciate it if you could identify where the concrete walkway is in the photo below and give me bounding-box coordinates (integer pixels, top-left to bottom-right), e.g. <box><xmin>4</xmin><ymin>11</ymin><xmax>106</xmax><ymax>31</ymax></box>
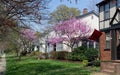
<box><xmin>0</xmin><ymin>54</ymin><xmax>6</xmax><ymax>75</ymax></box>
<box><xmin>91</xmin><ymin>72</ymin><xmax>110</xmax><ymax>75</ymax></box>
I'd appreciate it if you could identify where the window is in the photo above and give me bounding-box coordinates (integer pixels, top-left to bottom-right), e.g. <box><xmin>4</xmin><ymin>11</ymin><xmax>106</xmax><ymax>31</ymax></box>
<box><xmin>89</xmin><ymin>41</ymin><xmax>93</xmax><ymax>48</ymax></box>
<box><xmin>117</xmin><ymin>0</ymin><xmax>120</xmax><ymax>7</ymax></box>
<box><xmin>73</xmin><ymin>42</ymin><xmax>78</xmax><ymax>48</ymax></box>
<box><xmin>105</xmin><ymin>32</ymin><xmax>111</xmax><ymax>49</ymax></box>
<box><xmin>56</xmin><ymin>42</ymin><xmax>63</xmax><ymax>51</ymax></box>
<box><xmin>104</xmin><ymin>3</ymin><xmax>109</xmax><ymax>19</ymax></box>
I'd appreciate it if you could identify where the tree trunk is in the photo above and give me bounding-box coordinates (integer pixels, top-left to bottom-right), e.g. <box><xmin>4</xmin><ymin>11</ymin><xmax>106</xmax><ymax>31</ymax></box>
<box><xmin>18</xmin><ymin>54</ymin><xmax>21</xmax><ymax>61</ymax></box>
<box><xmin>15</xmin><ymin>48</ymin><xmax>19</xmax><ymax>57</ymax></box>
<box><xmin>71</xmin><ymin>47</ymin><xmax>74</xmax><ymax>52</ymax></box>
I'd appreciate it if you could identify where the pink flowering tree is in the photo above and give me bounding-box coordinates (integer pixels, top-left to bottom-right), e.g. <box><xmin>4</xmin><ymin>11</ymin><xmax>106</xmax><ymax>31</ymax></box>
<box><xmin>19</xmin><ymin>29</ymin><xmax>37</xmax><ymax>55</ymax></box>
<box><xmin>48</xmin><ymin>18</ymin><xmax>92</xmax><ymax>51</ymax></box>
<box><xmin>20</xmin><ymin>29</ymin><xmax>37</xmax><ymax>42</ymax></box>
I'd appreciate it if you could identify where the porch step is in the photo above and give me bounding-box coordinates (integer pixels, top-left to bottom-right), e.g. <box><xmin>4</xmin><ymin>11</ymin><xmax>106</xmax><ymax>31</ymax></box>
<box><xmin>101</xmin><ymin>61</ymin><xmax>120</xmax><ymax>75</ymax></box>
<box><xmin>102</xmin><ymin>69</ymin><xmax>114</xmax><ymax>75</ymax></box>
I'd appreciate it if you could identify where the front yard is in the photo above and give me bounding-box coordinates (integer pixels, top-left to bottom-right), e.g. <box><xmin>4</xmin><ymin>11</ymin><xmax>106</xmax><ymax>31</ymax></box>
<box><xmin>6</xmin><ymin>54</ymin><xmax>100</xmax><ymax>75</ymax></box>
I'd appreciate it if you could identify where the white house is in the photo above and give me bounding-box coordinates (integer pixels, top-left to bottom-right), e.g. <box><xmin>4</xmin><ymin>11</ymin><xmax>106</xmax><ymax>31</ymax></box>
<box><xmin>76</xmin><ymin>8</ymin><xmax>99</xmax><ymax>49</ymax></box>
<box><xmin>38</xmin><ymin>8</ymin><xmax>99</xmax><ymax>53</ymax></box>
<box><xmin>38</xmin><ymin>30</ymin><xmax>71</xmax><ymax>53</ymax></box>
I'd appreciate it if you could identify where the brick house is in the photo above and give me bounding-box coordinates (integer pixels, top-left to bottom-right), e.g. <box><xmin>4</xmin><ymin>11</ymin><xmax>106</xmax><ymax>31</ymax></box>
<box><xmin>97</xmin><ymin>0</ymin><xmax>120</xmax><ymax>74</ymax></box>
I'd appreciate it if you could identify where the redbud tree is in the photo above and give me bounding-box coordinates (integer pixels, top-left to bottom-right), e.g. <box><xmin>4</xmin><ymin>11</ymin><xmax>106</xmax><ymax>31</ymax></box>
<box><xmin>20</xmin><ymin>29</ymin><xmax>37</xmax><ymax>53</ymax></box>
<box><xmin>48</xmin><ymin>18</ymin><xmax>91</xmax><ymax>51</ymax></box>
<box><xmin>20</xmin><ymin>29</ymin><xmax>37</xmax><ymax>42</ymax></box>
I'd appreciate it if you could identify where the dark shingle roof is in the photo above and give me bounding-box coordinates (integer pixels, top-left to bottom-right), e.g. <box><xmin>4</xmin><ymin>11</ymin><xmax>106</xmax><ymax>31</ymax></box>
<box><xmin>96</xmin><ymin>0</ymin><xmax>110</xmax><ymax>7</ymax></box>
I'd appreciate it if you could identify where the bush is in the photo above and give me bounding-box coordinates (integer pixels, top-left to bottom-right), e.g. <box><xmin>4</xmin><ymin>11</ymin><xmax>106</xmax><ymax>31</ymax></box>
<box><xmin>38</xmin><ymin>53</ymin><xmax>48</xmax><ymax>59</ymax></box>
<box><xmin>70</xmin><ymin>46</ymin><xmax>87</xmax><ymax>61</ymax></box>
<box><xmin>70</xmin><ymin>46</ymin><xmax>99</xmax><ymax>62</ymax></box>
<box><xmin>82</xmin><ymin>60</ymin><xmax>88</xmax><ymax>67</ymax></box>
<box><xmin>28</xmin><ymin>51</ymin><xmax>42</xmax><ymax>56</ymax></box>
<box><xmin>92</xmin><ymin>60</ymin><xmax>100</xmax><ymax>66</ymax></box>
<box><xmin>49</xmin><ymin>51</ymin><xmax>69</xmax><ymax>60</ymax></box>
<box><xmin>84</xmin><ymin>48</ymin><xmax>98</xmax><ymax>62</ymax></box>
<box><xmin>20</xmin><ymin>51</ymin><xmax>27</xmax><ymax>56</ymax></box>
<box><xmin>70</xmin><ymin>53</ymin><xmax>87</xmax><ymax>61</ymax></box>
<box><xmin>49</xmin><ymin>51</ymin><xmax>58</xmax><ymax>59</ymax></box>
<box><xmin>56</xmin><ymin>51</ymin><xmax>69</xmax><ymax>60</ymax></box>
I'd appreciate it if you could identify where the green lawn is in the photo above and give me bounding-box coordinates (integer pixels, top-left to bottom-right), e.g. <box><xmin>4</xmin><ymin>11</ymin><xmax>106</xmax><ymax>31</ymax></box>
<box><xmin>6</xmin><ymin>54</ymin><xmax>99</xmax><ymax>75</ymax></box>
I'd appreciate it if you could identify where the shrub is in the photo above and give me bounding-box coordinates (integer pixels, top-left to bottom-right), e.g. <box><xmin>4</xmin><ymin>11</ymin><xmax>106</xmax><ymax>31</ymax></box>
<box><xmin>28</xmin><ymin>51</ymin><xmax>42</xmax><ymax>56</ymax></box>
<box><xmin>49</xmin><ymin>51</ymin><xmax>58</xmax><ymax>59</ymax></box>
<box><xmin>49</xmin><ymin>51</ymin><xmax>69</xmax><ymax>60</ymax></box>
<box><xmin>70</xmin><ymin>46</ymin><xmax>99</xmax><ymax>62</ymax></box>
<box><xmin>84</xmin><ymin>48</ymin><xmax>99</xmax><ymax>62</ymax></box>
<box><xmin>70</xmin><ymin>46</ymin><xmax>87</xmax><ymax>61</ymax></box>
<box><xmin>82</xmin><ymin>60</ymin><xmax>88</xmax><ymax>67</ymax></box>
<box><xmin>38</xmin><ymin>53</ymin><xmax>47</xmax><ymax>59</ymax></box>
<box><xmin>20</xmin><ymin>51</ymin><xmax>27</xmax><ymax>56</ymax></box>
<box><xmin>92</xmin><ymin>60</ymin><xmax>100</xmax><ymax>66</ymax></box>
<box><xmin>56</xmin><ymin>51</ymin><xmax>69</xmax><ymax>60</ymax></box>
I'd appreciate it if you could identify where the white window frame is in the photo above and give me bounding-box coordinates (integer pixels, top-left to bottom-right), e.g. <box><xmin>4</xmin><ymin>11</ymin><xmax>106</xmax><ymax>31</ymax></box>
<box><xmin>105</xmin><ymin>32</ymin><xmax>111</xmax><ymax>49</ymax></box>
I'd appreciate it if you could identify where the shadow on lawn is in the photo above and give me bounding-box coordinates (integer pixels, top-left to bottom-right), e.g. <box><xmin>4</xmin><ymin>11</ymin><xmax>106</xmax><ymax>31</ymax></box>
<box><xmin>6</xmin><ymin>55</ymin><xmax>90</xmax><ymax>75</ymax></box>
<box><xmin>7</xmin><ymin>62</ymin><xmax>90</xmax><ymax>75</ymax></box>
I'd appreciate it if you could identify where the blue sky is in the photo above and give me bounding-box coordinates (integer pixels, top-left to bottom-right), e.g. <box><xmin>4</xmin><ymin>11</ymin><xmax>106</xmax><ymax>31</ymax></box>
<box><xmin>48</xmin><ymin>0</ymin><xmax>101</xmax><ymax>13</ymax></box>
<box><xmin>36</xmin><ymin>0</ymin><xmax>102</xmax><ymax>31</ymax></box>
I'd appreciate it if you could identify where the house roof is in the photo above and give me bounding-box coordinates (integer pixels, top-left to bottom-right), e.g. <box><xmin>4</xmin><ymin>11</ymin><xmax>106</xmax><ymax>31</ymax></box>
<box><xmin>76</xmin><ymin>11</ymin><xmax>98</xmax><ymax>19</ymax></box>
<box><xmin>96</xmin><ymin>0</ymin><xmax>110</xmax><ymax>7</ymax></box>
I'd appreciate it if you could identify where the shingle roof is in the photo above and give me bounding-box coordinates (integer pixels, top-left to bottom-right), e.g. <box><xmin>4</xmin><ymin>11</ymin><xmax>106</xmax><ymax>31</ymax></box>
<box><xmin>96</xmin><ymin>0</ymin><xmax>110</xmax><ymax>7</ymax></box>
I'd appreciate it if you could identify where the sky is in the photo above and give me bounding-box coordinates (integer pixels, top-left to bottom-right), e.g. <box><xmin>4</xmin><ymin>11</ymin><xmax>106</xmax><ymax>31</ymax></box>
<box><xmin>48</xmin><ymin>0</ymin><xmax>101</xmax><ymax>13</ymax></box>
<box><xmin>37</xmin><ymin>0</ymin><xmax>102</xmax><ymax>32</ymax></box>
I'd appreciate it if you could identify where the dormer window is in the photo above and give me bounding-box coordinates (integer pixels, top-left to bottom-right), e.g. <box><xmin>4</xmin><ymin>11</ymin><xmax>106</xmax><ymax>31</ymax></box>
<box><xmin>104</xmin><ymin>3</ymin><xmax>109</xmax><ymax>19</ymax></box>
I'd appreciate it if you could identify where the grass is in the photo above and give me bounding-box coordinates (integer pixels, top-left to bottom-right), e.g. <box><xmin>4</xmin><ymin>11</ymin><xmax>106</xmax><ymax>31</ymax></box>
<box><xmin>6</xmin><ymin>54</ymin><xmax>99</xmax><ymax>75</ymax></box>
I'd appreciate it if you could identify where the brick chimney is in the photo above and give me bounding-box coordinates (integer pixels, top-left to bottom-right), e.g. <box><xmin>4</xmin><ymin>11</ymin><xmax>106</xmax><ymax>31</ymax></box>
<box><xmin>83</xmin><ymin>8</ymin><xmax>88</xmax><ymax>14</ymax></box>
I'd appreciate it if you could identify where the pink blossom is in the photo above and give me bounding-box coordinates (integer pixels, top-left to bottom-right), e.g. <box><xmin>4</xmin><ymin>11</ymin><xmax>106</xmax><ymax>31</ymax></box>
<box><xmin>49</xmin><ymin>18</ymin><xmax>92</xmax><ymax>49</ymax></box>
<box><xmin>20</xmin><ymin>29</ymin><xmax>37</xmax><ymax>41</ymax></box>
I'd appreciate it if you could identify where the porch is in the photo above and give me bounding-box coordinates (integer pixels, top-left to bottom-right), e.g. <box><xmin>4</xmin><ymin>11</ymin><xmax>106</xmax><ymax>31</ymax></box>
<box><xmin>101</xmin><ymin>60</ymin><xmax>120</xmax><ymax>75</ymax></box>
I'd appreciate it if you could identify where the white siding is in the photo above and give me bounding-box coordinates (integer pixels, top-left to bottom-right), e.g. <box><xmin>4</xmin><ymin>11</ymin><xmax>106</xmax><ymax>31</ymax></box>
<box><xmin>100</xmin><ymin>22</ymin><xmax>104</xmax><ymax>29</ymax></box>
<box><xmin>105</xmin><ymin>20</ymin><xmax>110</xmax><ymax>28</ymax></box>
<box><xmin>100</xmin><ymin>6</ymin><xmax>104</xmax><ymax>21</ymax></box>
<box><xmin>80</xmin><ymin>13</ymin><xmax>99</xmax><ymax>35</ymax></box>
<box><xmin>110</xmin><ymin>1</ymin><xmax>117</xmax><ymax>25</ymax></box>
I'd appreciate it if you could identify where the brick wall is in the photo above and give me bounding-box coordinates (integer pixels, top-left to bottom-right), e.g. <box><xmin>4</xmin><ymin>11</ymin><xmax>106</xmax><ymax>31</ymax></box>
<box><xmin>100</xmin><ymin>32</ymin><xmax>111</xmax><ymax>61</ymax></box>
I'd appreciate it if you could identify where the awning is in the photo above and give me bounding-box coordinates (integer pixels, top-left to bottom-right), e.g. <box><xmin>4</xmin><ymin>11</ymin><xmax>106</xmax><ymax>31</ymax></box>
<box><xmin>88</xmin><ymin>29</ymin><xmax>102</xmax><ymax>41</ymax></box>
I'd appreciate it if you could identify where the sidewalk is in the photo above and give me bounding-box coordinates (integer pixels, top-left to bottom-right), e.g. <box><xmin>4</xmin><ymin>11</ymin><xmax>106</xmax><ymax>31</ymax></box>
<box><xmin>91</xmin><ymin>72</ymin><xmax>110</xmax><ymax>75</ymax></box>
<box><xmin>0</xmin><ymin>54</ymin><xmax>6</xmax><ymax>75</ymax></box>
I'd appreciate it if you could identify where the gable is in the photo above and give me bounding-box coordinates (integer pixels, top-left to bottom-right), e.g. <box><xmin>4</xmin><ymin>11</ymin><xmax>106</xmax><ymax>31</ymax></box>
<box><xmin>110</xmin><ymin>8</ymin><xmax>120</xmax><ymax>25</ymax></box>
